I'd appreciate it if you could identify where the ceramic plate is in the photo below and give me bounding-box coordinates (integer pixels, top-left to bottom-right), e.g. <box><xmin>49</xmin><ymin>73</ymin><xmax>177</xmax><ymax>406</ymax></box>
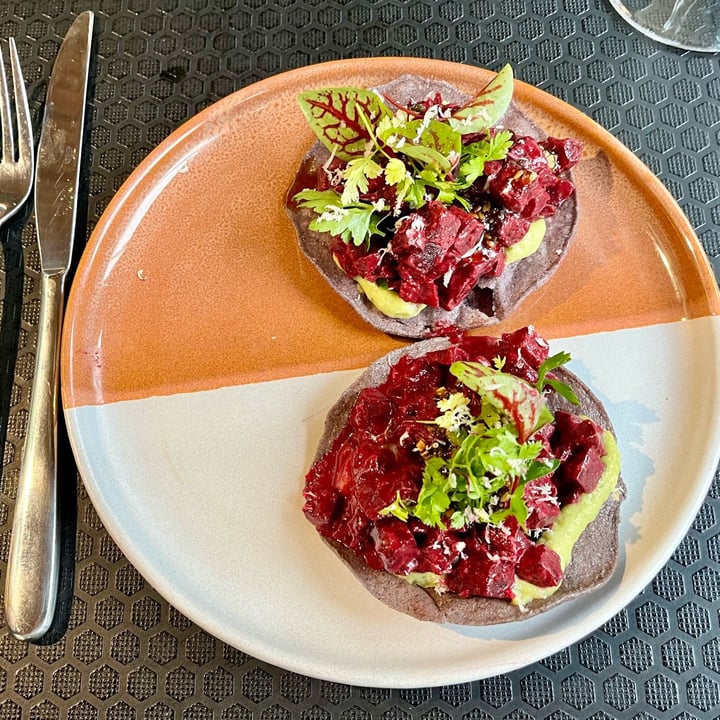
<box><xmin>62</xmin><ymin>58</ymin><xmax>720</xmax><ymax>688</ymax></box>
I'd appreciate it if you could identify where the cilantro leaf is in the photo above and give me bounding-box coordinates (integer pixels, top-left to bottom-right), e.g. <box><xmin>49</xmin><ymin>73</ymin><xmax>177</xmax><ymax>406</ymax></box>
<box><xmin>409</xmin><ymin>420</ymin><xmax>545</xmax><ymax>530</ymax></box>
<box><xmin>536</xmin><ymin>351</ymin><xmax>580</xmax><ymax>405</ymax></box>
<box><xmin>292</xmin><ymin>188</ymin><xmax>340</xmax><ymax>213</ymax></box>
<box><xmin>416</xmin><ymin>170</ymin><xmax>470</xmax><ymax>209</ymax></box>
<box><xmin>414</xmin><ymin>457</ymin><xmax>454</xmax><ymax>528</ymax></box>
<box><xmin>458</xmin><ymin>130</ymin><xmax>513</xmax><ymax>185</ymax></box>
<box><xmin>489</xmin><ymin>481</ymin><xmax>529</xmax><ymax>527</ymax></box>
<box><xmin>545</xmin><ymin>377</ymin><xmax>580</xmax><ymax>405</ymax></box>
<box><xmin>381</xmin><ymin>491</ymin><xmax>412</xmax><ymax>522</ymax></box>
<box><xmin>311</xmin><ymin>205</ymin><xmax>384</xmax><ymax>247</ymax></box>
<box><xmin>384</xmin><ymin>157</ymin><xmax>408</xmax><ymax>186</ymax></box>
<box><xmin>382</xmin><ymin>379</ymin><xmax>552</xmax><ymax>531</ymax></box>
<box><xmin>293</xmin><ymin>188</ymin><xmax>385</xmax><ymax>247</ymax></box>
<box><xmin>525</xmin><ymin>457</ymin><xmax>560</xmax><ymax>482</ymax></box>
<box><xmin>341</xmin><ymin>156</ymin><xmax>383</xmax><ymax>204</ymax></box>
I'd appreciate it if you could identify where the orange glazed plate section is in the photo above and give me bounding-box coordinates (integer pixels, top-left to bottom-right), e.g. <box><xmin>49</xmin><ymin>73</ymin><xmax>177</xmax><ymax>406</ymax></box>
<box><xmin>62</xmin><ymin>58</ymin><xmax>719</xmax><ymax>408</ymax></box>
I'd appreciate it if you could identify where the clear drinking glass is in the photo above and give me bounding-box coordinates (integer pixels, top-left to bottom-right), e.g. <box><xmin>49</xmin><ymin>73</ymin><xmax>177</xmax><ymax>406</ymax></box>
<box><xmin>609</xmin><ymin>0</ymin><xmax>720</xmax><ymax>52</ymax></box>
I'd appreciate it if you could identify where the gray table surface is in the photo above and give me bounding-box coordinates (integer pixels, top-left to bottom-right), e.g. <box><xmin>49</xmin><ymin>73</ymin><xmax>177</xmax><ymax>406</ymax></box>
<box><xmin>0</xmin><ymin>0</ymin><xmax>719</xmax><ymax>717</ymax></box>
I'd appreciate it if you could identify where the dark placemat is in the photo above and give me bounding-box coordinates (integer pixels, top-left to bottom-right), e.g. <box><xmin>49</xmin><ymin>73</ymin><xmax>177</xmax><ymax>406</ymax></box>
<box><xmin>0</xmin><ymin>0</ymin><xmax>719</xmax><ymax>717</ymax></box>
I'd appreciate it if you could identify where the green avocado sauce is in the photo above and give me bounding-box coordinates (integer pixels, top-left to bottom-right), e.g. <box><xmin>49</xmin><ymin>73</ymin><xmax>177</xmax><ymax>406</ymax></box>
<box><xmin>355</xmin><ymin>276</ymin><xmax>426</xmax><ymax>319</ymax></box>
<box><xmin>399</xmin><ymin>430</ymin><xmax>622</xmax><ymax>606</ymax></box>
<box><xmin>511</xmin><ymin>430</ymin><xmax>621</xmax><ymax>608</ymax></box>
<box><xmin>354</xmin><ymin>219</ymin><xmax>547</xmax><ymax>318</ymax></box>
<box><xmin>504</xmin><ymin>218</ymin><xmax>546</xmax><ymax>264</ymax></box>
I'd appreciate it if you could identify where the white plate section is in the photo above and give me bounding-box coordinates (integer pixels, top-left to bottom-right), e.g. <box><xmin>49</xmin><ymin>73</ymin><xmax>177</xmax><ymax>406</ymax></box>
<box><xmin>65</xmin><ymin>317</ymin><xmax>720</xmax><ymax>687</ymax></box>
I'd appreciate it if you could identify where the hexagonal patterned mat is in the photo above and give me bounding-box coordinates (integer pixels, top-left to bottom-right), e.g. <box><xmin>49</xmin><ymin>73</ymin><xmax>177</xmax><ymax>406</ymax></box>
<box><xmin>1</xmin><ymin>0</ymin><xmax>719</xmax><ymax>717</ymax></box>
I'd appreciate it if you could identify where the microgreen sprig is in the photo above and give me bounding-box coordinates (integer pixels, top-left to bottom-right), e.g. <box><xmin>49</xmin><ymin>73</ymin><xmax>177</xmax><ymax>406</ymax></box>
<box><xmin>536</xmin><ymin>351</ymin><xmax>580</xmax><ymax>405</ymax></box>
<box><xmin>294</xmin><ymin>66</ymin><xmax>516</xmax><ymax>248</ymax></box>
<box><xmin>381</xmin><ymin>360</ymin><xmax>560</xmax><ymax>531</ymax></box>
<box><xmin>293</xmin><ymin>188</ymin><xmax>387</xmax><ymax>247</ymax></box>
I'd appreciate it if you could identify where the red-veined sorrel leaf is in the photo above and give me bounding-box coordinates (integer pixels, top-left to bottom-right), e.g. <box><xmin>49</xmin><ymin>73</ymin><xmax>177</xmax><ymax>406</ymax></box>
<box><xmin>450</xmin><ymin>64</ymin><xmax>514</xmax><ymax>134</ymax></box>
<box><xmin>298</xmin><ymin>87</ymin><xmax>392</xmax><ymax>160</ymax></box>
<box><xmin>450</xmin><ymin>361</ymin><xmax>551</xmax><ymax>443</ymax></box>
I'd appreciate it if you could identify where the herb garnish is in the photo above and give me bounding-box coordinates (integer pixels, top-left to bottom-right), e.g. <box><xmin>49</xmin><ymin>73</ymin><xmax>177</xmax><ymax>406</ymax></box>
<box><xmin>381</xmin><ymin>350</ymin><xmax>578</xmax><ymax>531</ymax></box>
<box><xmin>294</xmin><ymin>65</ymin><xmax>515</xmax><ymax>249</ymax></box>
<box><xmin>536</xmin><ymin>352</ymin><xmax>580</xmax><ymax>405</ymax></box>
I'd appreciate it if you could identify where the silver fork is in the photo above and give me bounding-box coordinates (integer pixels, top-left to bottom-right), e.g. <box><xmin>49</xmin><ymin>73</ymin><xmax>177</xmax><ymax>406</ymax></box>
<box><xmin>0</xmin><ymin>39</ymin><xmax>33</xmax><ymax>227</ymax></box>
<box><xmin>0</xmin><ymin>39</ymin><xmax>39</xmax><ymax>638</ymax></box>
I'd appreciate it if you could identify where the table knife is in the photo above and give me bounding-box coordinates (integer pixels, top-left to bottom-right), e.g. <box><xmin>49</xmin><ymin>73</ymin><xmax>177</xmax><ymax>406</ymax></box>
<box><xmin>5</xmin><ymin>11</ymin><xmax>94</xmax><ymax>641</ymax></box>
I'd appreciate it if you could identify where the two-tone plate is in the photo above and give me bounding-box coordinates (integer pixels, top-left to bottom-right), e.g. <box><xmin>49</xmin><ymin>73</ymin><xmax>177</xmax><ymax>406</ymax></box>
<box><xmin>62</xmin><ymin>58</ymin><xmax>720</xmax><ymax>687</ymax></box>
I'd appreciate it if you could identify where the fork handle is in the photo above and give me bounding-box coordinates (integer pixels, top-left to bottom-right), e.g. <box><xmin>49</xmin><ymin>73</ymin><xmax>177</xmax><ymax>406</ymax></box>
<box><xmin>5</xmin><ymin>271</ymin><xmax>63</xmax><ymax>641</ymax></box>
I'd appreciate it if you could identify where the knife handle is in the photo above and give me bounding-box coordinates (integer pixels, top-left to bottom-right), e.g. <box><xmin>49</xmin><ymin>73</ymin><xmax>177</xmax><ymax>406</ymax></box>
<box><xmin>5</xmin><ymin>271</ymin><xmax>63</xmax><ymax>641</ymax></box>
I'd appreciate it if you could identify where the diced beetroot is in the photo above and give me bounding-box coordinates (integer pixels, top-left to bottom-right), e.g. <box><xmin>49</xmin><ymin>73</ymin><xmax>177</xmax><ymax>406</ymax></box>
<box><xmin>331</xmin><ymin>237</ymin><xmax>395</xmax><ymax>282</ymax></box>
<box><xmin>440</xmin><ymin>248</ymin><xmax>504</xmax><ymax>310</ymax></box>
<box><xmin>386</xmin><ymin>355</ymin><xmax>441</xmax><ymax>395</ymax></box>
<box><xmin>458</xmin><ymin>333</ymin><xmax>503</xmax><ymax>358</ymax></box>
<box><xmin>345</xmin><ymin>251</ymin><xmax>384</xmax><ymax>280</ymax></box>
<box><xmin>412</xmin><ymin>524</ymin><xmax>464</xmax><ymax>574</ymax></box>
<box><xmin>398</xmin><ymin>273</ymin><xmax>441</xmax><ymax>306</ymax></box>
<box><xmin>495</xmin><ymin>326</ymin><xmax>550</xmax><ymax>383</ymax></box>
<box><xmin>482</xmin><ymin>158</ymin><xmax>503</xmax><ymax>180</ymax></box>
<box><xmin>424</xmin><ymin>343</ymin><xmax>472</xmax><ymax>367</ymax></box>
<box><xmin>445</xmin><ymin>548</ymin><xmax>516</xmax><ymax>599</ymax></box>
<box><xmin>327</xmin><ymin>435</ymin><xmax>357</xmax><ymax>495</ymax></box>
<box><xmin>385</xmin><ymin>359</ymin><xmax>445</xmax><ymax>420</ymax></box>
<box><xmin>518</xmin><ymin>181</ymin><xmax>554</xmax><ymax>219</ymax></box>
<box><xmin>507</xmin><ymin>136</ymin><xmax>547</xmax><ymax>172</ymax></box>
<box><xmin>543</xmin><ymin>176</ymin><xmax>576</xmax><ymax>208</ymax></box>
<box><xmin>485</xmin><ymin>165</ymin><xmax>537</xmax><ymax>216</ymax></box>
<box><xmin>391</xmin><ymin>203</ymin><xmax>449</xmax><ymax>254</ymax></box>
<box><xmin>404</xmin><ymin>245</ymin><xmax>455</xmax><ymax>281</ymax></box>
<box><xmin>482</xmin><ymin>133</ymin><xmax>580</xmax><ymax>223</ymax></box>
<box><xmin>483</xmin><ymin>516</ymin><xmax>532</xmax><ymax>562</ymax></box>
<box><xmin>448</xmin><ymin>205</ymin><xmax>484</xmax><ymax>255</ymax></box>
<box><xmin>542</xmin><ymin>137</ymin><xmax>584</xmax><ymax>171</ymax></box>
<box><xmin>427</xmin><ymin>205</ymin><xmax>466</xmax><ymax>251</ymax></box>
<box><xmin>425</xmin><ymin>321</ymin><xmax>466</xmax><ymax>343</ymax></box>
<box><xmin>327</xmin><ymin>492</ymin><xmax>370</xmax><ymax>556</ymax></box>
<box><xmin>523</xmin><ymin>478</ymin><xmax>561</xmax><ymax>530</ymax></box>
<box><xmin>557</xmin><ymin>445</ymin><xmax>606</xmax><ymax>503</ymax></box>
<box><xmin>353</xmin><ymin>446</ymin><xmax>417</xmax><ymax>520</ymax></box>
<box><xmin>371</xmin><ymin>518</ymin><xmax>422</xmax><ymax>575</ymax></box>
<box><xmin>350</xmin><ymin>387</ymin><xmax>396</xmax><ymax>437</ymax></box>
<box><xmin>495</xmin><ymin>214</ymin><xmax>531</xmax><ymax>247</ymax></box>
<box><xmin>572</xmin><ymin>447</ymin><xmax>606</xmax><ymax>493</ymax></box>
<box><xmin>302</xmin><ymin>482</ymin><xmax>340</xmax><ymax>528</ymax></box>
<box><xmin>488</xmin><ymin>247</ymin><xmax>506</xmax><ymax>277</ymax></box>
<box><xmin>516</xmin><ymin>543</ymin><xmax>563</xmax><ymax>587</ymax></box>
<box><xmin>439</xmin><ymin>256</ymin><xmax>483</xmax><ymax>310</ymax></box>
<box><xmin>551</xmin><ymin>411</ymin><xmax>607</xmax><ymax>503</ymax></box>
<box><xmin>302</xmin><ymin>426</ymin><xmax>356</xmax><ymax>528</ymax></box>
<box><xmin>552</xmin><ymin>411</ymin><xmax>606</xmax><ymax>459</ymax></box>
<box><xmin>529</xmin><ymin>421</ymin><xmax>555</xmax><ymax>453</ymax></box>
<box><xmin>390</xmin><ymin>201</ymin><xmax>487</xmax><ymax>308</ymax></box>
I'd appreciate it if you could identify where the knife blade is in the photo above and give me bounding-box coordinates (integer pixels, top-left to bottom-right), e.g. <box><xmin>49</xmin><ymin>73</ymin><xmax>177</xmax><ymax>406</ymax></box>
<box><xmin>5</xmin><ymin>10</ymin><xmax>94</xmax><ymax>641</ymax></box>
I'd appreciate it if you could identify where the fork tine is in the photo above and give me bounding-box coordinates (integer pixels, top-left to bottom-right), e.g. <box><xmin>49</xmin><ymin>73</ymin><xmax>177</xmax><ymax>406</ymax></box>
<box><xmin>0</xmin><ymin>43</ymin><xmax>12</xmax><ymax>163</ymax></box>
<box><xmin>8</xmin><ymin>39</ymin><xmax>31</xmax><ymax>167</ymax></box>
